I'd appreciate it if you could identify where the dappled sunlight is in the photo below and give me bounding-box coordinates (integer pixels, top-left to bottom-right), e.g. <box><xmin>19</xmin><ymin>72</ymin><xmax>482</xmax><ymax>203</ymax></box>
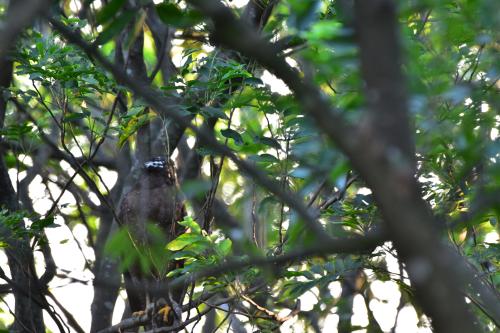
<box><xmin>0</xmin><ymin>0</ymin><xmax>498</xmax><ymax>332</ymax></box>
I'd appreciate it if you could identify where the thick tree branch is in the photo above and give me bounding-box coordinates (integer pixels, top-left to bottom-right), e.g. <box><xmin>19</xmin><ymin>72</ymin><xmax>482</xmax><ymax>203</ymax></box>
<box><xmin>356</xmin><ymin>0</ymin><xmax>414</xmax><ymax>161</ymax></box>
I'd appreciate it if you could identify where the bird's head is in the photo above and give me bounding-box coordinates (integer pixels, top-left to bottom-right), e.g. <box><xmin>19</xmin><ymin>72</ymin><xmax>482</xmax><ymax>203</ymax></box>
<box><xmin>144</xmin><ymin>156</ymin><xmax>167</xmax><ymax>170</ymax></box>
<box><xmin>143</xmin><ymin>156</ymin><xmax>177</xmax><ymax>185</ymax></box>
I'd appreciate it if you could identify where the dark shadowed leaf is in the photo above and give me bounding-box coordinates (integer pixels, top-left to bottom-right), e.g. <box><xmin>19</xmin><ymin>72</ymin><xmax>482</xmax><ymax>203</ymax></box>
<box><xmin>156</xmin><ymin>3</ymin><xmax>203</xmax><ymax>28</ymax></box>
<box><xmin>200</xmin><ymin>106</ymin><xmax>229</xmax><ymax>120</ymax></box>
<box><xmin>95</xmin><ymin>11</ymin><xmax>134</xmax><ymax>45</ymax></box>
<box><xmin>96</xmin><ymin>0</ymin><xmax>126</xmax><ymax>24</ymax></box>
<box><xmin>288</xmin><ymin>0</ymin><xmax>322</xmax><ymax>31</ymax></box>
<box><xmin>221</xmin><ymin>128</ymin><xmax>244</xmax><ymax>145</ymax></box>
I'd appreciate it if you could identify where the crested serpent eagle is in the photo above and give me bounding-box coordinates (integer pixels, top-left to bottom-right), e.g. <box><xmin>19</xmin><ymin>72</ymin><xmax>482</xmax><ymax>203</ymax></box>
<box><xmin>118</xmin><ymin>156</ymin><xmax>186</xmax><ymax>327</ymax></box>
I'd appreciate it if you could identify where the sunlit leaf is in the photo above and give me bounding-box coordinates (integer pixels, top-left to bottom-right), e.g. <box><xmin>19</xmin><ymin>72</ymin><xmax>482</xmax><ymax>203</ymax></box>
<box><xmin>166</xmin><ymin>233</ymin><xmax>204</xmax><ymax>251</ymax></box>
<box><xmin>178</xmin><ymin>216</ymin><xmax>202</xmax><ymax>234</ymax></box>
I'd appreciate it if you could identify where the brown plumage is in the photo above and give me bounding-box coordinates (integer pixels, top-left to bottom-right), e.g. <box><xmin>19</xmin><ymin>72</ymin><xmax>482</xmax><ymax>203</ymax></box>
<box><xmin>118</xmin><ymin>157</ymin><xmax>186</xmax><ymax>322</ymax></box>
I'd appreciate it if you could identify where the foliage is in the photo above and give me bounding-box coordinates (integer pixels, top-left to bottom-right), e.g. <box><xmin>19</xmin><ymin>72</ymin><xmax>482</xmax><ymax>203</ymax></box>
<box><xmin>0</xmin><ymin>0</ymin><xmax>498</xmax><ymax>332</ymax></box>
<box><xmin>0</xmin><ymin>209</ymin><xmax>59</xmax><ymax>246</ymax></box>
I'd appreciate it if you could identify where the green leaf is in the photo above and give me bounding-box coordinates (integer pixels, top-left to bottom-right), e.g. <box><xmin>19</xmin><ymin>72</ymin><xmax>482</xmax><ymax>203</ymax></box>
<box><xmin>200</xmin><ymin>106</ymin><xmax>229</xmax><ymax>120</ymax></box>
<box><xmin>282</xmin><ymin>280</ymin><xmax>317</xmax><ymax>300</ymax></box>
<box><xmin>96</xmin><ymin>0</ymin><xmax>127</xmax><ymax>24</ymax></box>
<box><xmin>288</xmin><ymin>0</ymin><xmax>321</xmax><ymax>31</ymax></box>
<box><xmin>170</xmin><ymin>250</ymin><xmax>199</xmax><ymax>260</ymax></box>
<box><xmin>220</xmin><ymin>69</ymin><xmax>251</xmax><ymax>81</ymax></box>
<box><xmin>249</xmin><ymin>154</ymin><xmax>279</xmax><ymax>164</ymax></box>
<box><xmin>95</xmin><ymin>11</ymin><xmax>134</xmax><ymax>45</ymax></box>
<box><xmin>123</xmin><ymin>105</ymin><xmax>145</xmax><ymax>118</ymax></box>
<box><xmin>243</xmin><ymin>77</ymin><xmax>264</xmax><ymax>86</ymax></box>
<box><xmin>104</xmin><ymin>227</ymin><xmax>136</xmax><ymax>262</ymax></box>
<box><xmin>227</xmin><ymin>90</ymin><xmax>255</xmax><ymax>108</ymax></box>
<box><xmin>221</xmin><ymin>128</ymin><xmax>243</xmax><ymax>145</ymax></box>
<box><xmin>30</xmin><ymin>216</ymin><xmax>57</xmax><ymax>230</ymax></box>
<box><xmin>29</xmin><ymin>72</ymin><xmax>43</xmax><ymax>81</ymax></box>
<box><xmin>329</xmin><ymin>160</ymin><xmax>349</xmax><ymax>183</ymax></box>
<box><xmin>196</xmin><ymin>146</ymin><xmax>220</xmax><ymax>156</ymax></box>
<box><xmin>178</xmin><ymin>216</ymin><xmax>201</xmax><ymax>234</ymax></box>
<box><xmin>306</xmin><ymin>20</ymin><xmax>342</xmax><ymax>41</ymax></box>
<box><xmin>183</xmin><ymin>240</ymin><xmax>211</xmax><ymax>254</ymax></box>
<box><xmin>259</xmin><ymin>136</ymin><xmax>281</xmax><ymax>150</ymax></box>
<box><xmin>166</xmin><ymin>266</ymin><xmax>185</xmax><ymax>278</ymax></box>
<box><xmin>156</xmin><ymin>3</ymin><xmax>203</xmax><ymax>28</ymax></box>
<box><xmin>283</xmin><ymin>270</ymin><xmax>315</xmax><ymax>280</ymax></box>
<box><xmin>218</xmin><ymin>239</ymin><xmax>232</xmax><ymax>256</ymax></box>
<box><xmin>166</xmin><ymin>233</ymin><xmax>204</xmax><ymax>251</ymax></box>
<box><xmin>64</xmin><ymin>112</ymin><xmax>88</xmax><ymax>122</ymax></box>
<box><xmin>118</xmin><ymin>112</ymin><xmax>152</xmax><ymax>147</ymax></box>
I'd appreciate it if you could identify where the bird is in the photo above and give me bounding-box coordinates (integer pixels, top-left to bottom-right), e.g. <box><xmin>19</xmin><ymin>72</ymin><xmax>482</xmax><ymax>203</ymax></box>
<box><xmin>117</xmin><ymin>156</ymin><xmax>186</xmax><ymax>327</ymax></box>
